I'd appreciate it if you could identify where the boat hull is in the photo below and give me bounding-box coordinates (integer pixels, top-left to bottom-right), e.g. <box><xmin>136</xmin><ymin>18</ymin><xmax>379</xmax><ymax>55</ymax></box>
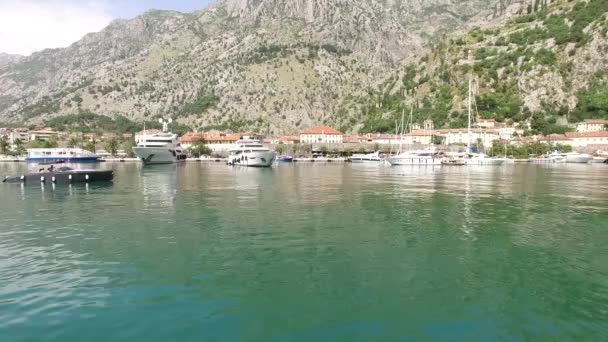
<box><xmin>591</xmin><ymin>157</ymin><xmax>607</xmax><ymax>164</ymax></box>
<box><xmin>388</xmin><ymin>157</ymin><xmax>442</xmax><ymax>166</ymax></box>
<box><xmin>276</xmin><ymin>156</ymin><xmax>294</xmax><ymax>163</ymax></box>
<box><xmin>565</xmin><ymin>155</ymin><xmax>593</xmax><ymax>164</ymax></box>
<box><xmin>228</xmin><ymin>151</ymin><xmax>275</xmax><ymax>167</ymax></box>
<box><xmin>464</xmin><ymin>159</ymin><xmax>505</xmax><ymax>166</ymax></box>
<box><xmin>3</xmin><ymin>170</ymin><xmax>113</xmax><ymax>184</ymax></box>
<box><xmin>133</xmin><ymin>147</ymin><xmax>186</xmax><ymax>165</ymax></box>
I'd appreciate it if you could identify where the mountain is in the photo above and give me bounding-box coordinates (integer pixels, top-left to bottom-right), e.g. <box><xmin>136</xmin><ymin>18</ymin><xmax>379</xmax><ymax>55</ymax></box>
<box><xmin>0</xmin><ymin>53</ymin><xmax>23</xmax><ymax>69</ymax></box>
<box><xmin>0</xmin><ymin>0</ymin><xmax>525</xmax><ymax>134</ymax></box>
<box><xmin>334</xmin><ymin>0</ymin><xmax>608</xmax><ymax>135</ymax></box>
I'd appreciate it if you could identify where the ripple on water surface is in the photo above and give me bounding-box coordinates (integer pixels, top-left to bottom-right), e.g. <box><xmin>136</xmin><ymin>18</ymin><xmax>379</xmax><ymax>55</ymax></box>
<box><xmin>0</xmin><ymin>162</ymin><xmax>608</xmax><ymax>341</ymax></box>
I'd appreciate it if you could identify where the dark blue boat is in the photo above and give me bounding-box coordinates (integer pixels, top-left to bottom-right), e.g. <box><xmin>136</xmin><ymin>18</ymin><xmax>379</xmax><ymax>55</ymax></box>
<box><xmin>276</xmin><ymin>156</ymin><xmax>294</xmax><ymax>163</ymax></box>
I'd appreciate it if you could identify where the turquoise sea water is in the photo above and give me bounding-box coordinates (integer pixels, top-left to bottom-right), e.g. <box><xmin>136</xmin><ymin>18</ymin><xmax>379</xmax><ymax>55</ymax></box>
<box><xmin>1</xmin><ymin>162</ymin><xmax>607</xmax><ymax>341</ymax></box>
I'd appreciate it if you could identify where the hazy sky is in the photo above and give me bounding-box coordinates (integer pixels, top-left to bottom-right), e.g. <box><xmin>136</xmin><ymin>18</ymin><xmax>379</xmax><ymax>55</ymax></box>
<box><xmin>0</xmin><ymin>0</ymin><xmax>214</xmax><ymax>55</ymax></box>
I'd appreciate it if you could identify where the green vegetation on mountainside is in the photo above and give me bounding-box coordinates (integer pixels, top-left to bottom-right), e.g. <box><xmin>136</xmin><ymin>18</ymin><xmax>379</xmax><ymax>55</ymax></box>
<box><xmin>334</xmin><ymin>0</ymin><xmax>608</xmax><ymax>134</ymax></box>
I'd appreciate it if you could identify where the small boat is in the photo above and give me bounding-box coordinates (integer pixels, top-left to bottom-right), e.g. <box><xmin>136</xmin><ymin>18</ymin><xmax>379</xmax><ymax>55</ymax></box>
<box><xmin>563</xmin><ymin>152</ymin><xmax>593</xmax><ymax>164</ymax></box>
<box><xmin>3</xmin><ymin>166</ymin><xmax>113</xmax><ymax>184</ymax></box>
<box><xmin>441</xmin><ymin>158</ymin><xmax>466</xmax><ymax>166</ymax></box>
<box><xmin>276</xmin><ymin>155</ymin><xmax>294</xmax><ymax>163</ymax></box>
<box><xmin>388</xmin><ymin>149</ymin><xmax>442</xmax><ymax>166</ymax></box>
<box><xmin>529</xmin><ymin>151</ymin><xmax>566</xmax><ymax>164</ymax></box>
<box><xmin>591</xmin><ymin>156</ymin><xmax>607</xmax><ymax>164</ymax></box>
<box><xmin>25</xmin><ymin>148</ymin><xmax>99</xmax><ymax>163</ymax></box>
<box><xmin>349</xmin><ymin>152</ymin><xmax>383</xmax><ymax>163</ymax></box>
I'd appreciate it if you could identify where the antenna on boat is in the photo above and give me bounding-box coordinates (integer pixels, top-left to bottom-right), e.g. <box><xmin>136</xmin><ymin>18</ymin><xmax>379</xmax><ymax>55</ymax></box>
<box><xmin>159</xmin><ymin>118</ymin><xmax>172</xmax><ymax>133</ymax></box>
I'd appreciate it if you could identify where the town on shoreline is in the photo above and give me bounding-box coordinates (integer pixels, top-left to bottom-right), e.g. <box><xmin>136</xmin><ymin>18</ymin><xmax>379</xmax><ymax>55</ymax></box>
<box><xmin>1</xmin><ymin>118</ymin><xmax>608</xmax><ymax>160</ymax></box>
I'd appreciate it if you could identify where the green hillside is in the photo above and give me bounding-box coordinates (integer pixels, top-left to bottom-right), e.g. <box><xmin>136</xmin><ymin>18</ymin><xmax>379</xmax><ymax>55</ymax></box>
<box><xmin>334</xmin><ymin>0</ymin><xmax>608</xmax><ymax>135</ymax></box>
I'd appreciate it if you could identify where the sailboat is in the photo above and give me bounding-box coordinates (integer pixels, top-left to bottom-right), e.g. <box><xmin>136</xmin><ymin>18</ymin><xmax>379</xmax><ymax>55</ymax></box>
<box><xmin>387</xmin><ymin>107</ymin><xmax>442</xmax><ymax>166</ymax></box>
<box><xmin>453</xmin><ymin>78</ymin><xmax>505</xmax><ymax>166</ymax></box>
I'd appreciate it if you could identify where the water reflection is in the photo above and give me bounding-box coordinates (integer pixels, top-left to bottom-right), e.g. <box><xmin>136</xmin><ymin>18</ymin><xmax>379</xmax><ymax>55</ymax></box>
<box><xmin>139</xmin><ymin>164</ymin><xmax>179</xmax><ymax>211</ymax></box>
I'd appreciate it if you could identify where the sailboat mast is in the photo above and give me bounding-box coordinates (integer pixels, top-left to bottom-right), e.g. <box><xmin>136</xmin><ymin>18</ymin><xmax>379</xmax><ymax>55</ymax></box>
<box><xmin>399</xmin><ymin>107</ymin><xmax>405</xmax><ymax>153</ymax></box>
<box><xmin>467</xmin><ymin>78</ymin><xmax>472</xmax><ymax>152</ymax></box>
<box><xmin>143</xmin><ymin>120</ymin><xmax>146</xmax><ymax>148</ymax></box>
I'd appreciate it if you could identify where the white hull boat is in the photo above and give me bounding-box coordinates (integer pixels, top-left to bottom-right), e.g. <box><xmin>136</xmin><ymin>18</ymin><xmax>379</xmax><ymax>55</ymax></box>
<box><xmin>388</xmin><ymin>150</ymin><xmax>441</xmax><ymax>166</ymax></box>
<box><xmin>591</xmin><ymin>156</ymin><xmax>607</xmax><ymax>164</ymax></box>
<box><xmin>349</xmin><ymin>152</ymin><xmax>384</xmax><ymax>163</ymax></box>
<box><xmin>133</xmin><ymin>119</ymin><xmax>187</xmax><ymax>165</ymax></box>
<box><xmin>228</xmin><ymin>136</ymin><xmax>275</xmax><ymax>167</ymax></box>
<box><xmin>564</xmin><ymin>153</ymin><xmax>593</xmax><ymax>164</ymax></box>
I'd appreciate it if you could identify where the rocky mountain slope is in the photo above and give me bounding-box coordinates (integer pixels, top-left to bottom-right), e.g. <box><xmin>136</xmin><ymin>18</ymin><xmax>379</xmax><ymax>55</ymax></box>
<box><xmin>334</xmin><ymin>0</ymin><xmax>608</xmax><ymax>135</ymax></box>
<box><xmin>0</xmin><ymin>0</ymin><xmax>525</xmax><ymax>134</ymax></box>
<box><xmin>0</xmin><ymin>53</ymin><xmax>23</xmax><ymax>69</ymax></box>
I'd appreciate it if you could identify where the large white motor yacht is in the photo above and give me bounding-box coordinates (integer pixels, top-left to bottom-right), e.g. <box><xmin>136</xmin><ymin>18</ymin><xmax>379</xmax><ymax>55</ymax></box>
<box><xmin>228</xmin><ymin>136</ymin><xmax>275</xmax><ymax>167</ymax></box>
<box><xmin>387</xmin><ymin>149</ymin><xmax>442</xmax><ymax>166</ymax></box>
<box><xmin>133</xmin><ymin>119</ymin><xmax>187</xmax><ymax>165</ymax></box>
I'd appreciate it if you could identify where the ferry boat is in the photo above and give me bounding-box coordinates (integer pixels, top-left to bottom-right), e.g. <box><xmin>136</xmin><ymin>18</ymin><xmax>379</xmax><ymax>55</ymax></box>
<box><xmin>349</xmin><ymin>152</ymin><xmax>384</xmax><ymax>163</ymax></box>
<box><xmin>228</xmin><ymin>136</ymin><xmax>275</xmax><ymax>167</ymax></box>
<box><xmin>25</xmin><ymin>148</ymin><xmax>99</xmax><ymax>163</ymax></box>
<box><xmin>133</xmin><ymin>119</ymin><xmax>187</xmax><ymax>165</ymax></box>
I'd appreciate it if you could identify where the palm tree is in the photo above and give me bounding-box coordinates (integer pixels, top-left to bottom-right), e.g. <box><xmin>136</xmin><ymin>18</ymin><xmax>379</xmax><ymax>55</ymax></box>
<box><xmin>104</xmin><ymin>137</ymin><xmax>119</xmax><ymax>156</ymax></box>
<box><xmin>0</xmin><ymin>135</ymin><xmax>9</xmax><ymax>154</ymax></box>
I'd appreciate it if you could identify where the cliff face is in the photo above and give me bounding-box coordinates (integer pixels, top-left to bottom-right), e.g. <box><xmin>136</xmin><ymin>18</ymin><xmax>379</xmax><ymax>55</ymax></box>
<box><xmin>0</xmin><ymin>0</ymin><xmax>524</xmax><ymax>134</ymax></box>
<box><xmin>333</xmin><ymin>0</ymin><xmax>608</xmax><ymax>135</ymax></box>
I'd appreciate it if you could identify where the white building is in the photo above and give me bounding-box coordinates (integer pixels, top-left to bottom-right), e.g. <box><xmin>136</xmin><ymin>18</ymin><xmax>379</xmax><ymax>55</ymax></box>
<box><xmin>300</xmin><ymin>126</ymin><xmax>344</xmax><ymax>144</ymax></box>
<box><xmin>565</xmin><ymin>131</ymin><xmax>608</xmax><ymax>148</ymax></box>
<box><xmin>576</xmin><ymin>119</ymin><xmax>608</xmax><ymax>133</ymax></box>
<box><xmin>439</xmin><ymin>129</ymin><xmax>501</xmax><ymax>148</ymax></box>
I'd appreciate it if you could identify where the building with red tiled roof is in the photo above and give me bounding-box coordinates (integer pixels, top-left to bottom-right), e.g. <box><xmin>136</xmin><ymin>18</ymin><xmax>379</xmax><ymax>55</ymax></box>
<box><xmin>576</xmin><ymin>119</ymin><xmax>608</xmax><ymax>133</ymax></box>
<box><xmin>300</xmin><ymin>126</ymin><xmax>344</xmax><ymax>144</ymax></box>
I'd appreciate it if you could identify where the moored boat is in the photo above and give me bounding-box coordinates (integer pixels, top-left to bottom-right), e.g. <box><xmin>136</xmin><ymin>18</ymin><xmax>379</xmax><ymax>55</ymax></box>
<box><xmin>529</xmin><ymin>151</ymin><xmax>566</xmax><ymax>164</ymax></box>
<box><xmin>3</xmin><ymin>166</ymin><xmax>113</xmax><ymax>184</ymax></box>
<box><xmin>349</xmin><ymin>152</ymin><xmax>383</xmax><ymax>163</ymax></box>
<box><xmin>133</xmin><ymin>118</ymin><xmax>187</xmax><ymax>165</ymax></box>
<box><xmin>388</xmin><ymin>150</ymin><xmax>442</xmax><ymax>166</ymax></box>
<box><xmin>591</xmin><ymin>156</ymin><xmax>607</xmax><ymax>164</ymax></box>
<box><xmin>563</xmin><ymin>152</ymin><xmax>593</xmax><ymax>164</ymax></box>
<box><xmin>25</xmin><ymin>148</ymin><xmax>99</xmax><ymax>163</ymax></box>
<box><xmin>276</xmin><ymin>155</ymin><xmax>294</xmax><ymax>163</ymax></box>
<box><xmin>228</xmin><ymin>136</ymin><xmax>275</xmax><ymax>167</ymax></box>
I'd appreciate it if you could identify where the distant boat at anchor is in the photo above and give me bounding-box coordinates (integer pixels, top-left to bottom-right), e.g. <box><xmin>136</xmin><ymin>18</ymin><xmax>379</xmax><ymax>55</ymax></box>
<box><xmin>25</xmin><ymin>148</ymin><xmax>99</xmax><ymax>163</ymax></box>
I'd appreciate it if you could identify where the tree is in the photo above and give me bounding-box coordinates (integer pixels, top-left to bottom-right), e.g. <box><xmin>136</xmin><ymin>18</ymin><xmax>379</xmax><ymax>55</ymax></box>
<box><xmin>121</xmin><ymin>139</ymin><xmax>136</xmax><ymax>158</ymax></box>
<box><xmin>46</xmin><ymin>135</ymin><xmax>59</xmax><ymax>148</ymax></box>
<box><xmin>67</xmin><ymin>137</ymin><xmax>81</xmax><ymax>148</ymax></box>
<box><xmin>0</xmin><ymin>136</ymin><xmax>8</xmax><ymax>154</ymax></box>
<box><xmin>188</xmin><ymin>139</ymin><xmax>212</xmax><ymax>157</ymax></box>
<box><xmin>104</xmin><ymin>137</ymin><xmax>119</xmax><ymax>156</ymax></box>
<box><xmin>84</xmin><ymin>141</ymin><xmax>96</xmax><ymax>153</ymax></box>
<box><xmin>275</xmin><ymin>144</ymin><xmax>285</xmax><ymax>155</ymax></box>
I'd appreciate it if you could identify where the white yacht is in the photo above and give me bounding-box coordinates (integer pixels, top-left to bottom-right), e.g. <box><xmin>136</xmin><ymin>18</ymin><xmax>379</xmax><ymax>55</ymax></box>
<box><xmin>133</xmin><ymin>119</ymin><xmax>187</xmax><ymax>165</ymax></box>
<box><xmin>591</xmin><ymin>156</ymin><xmax>607</xmax><ymax>164</ymax></box>
<box><xmin>563</xmin><ymin>152</ymin><xmax>593</xmax><ymax>164</ymax></box>
<box><xmin>349</xmin><ymin>152</ymin><xmax>384</xmax><ymax>163</ymax></box>
<box><xmin>462</xmin><ymin>152</ymin><xmax>505</xmax><ymax>165</ymax></box>
<box><xmin>228</xmin><ymin>136</ymin><xmax>275</xmax><ymax>167</ymax></box>
<box><xmin>529</xmin><ymin>151</ymin><xmax>566</xmax><ymax>164</ymax></box>
<box><xmin>388</xmin><ymin>149</ymin><xmax>442</xmax><ymax>166</ymax></box>
<box><xmin>25</xmin><ymin>148</ymin><xmax>99</xmax><ymax>163</ymax></box>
